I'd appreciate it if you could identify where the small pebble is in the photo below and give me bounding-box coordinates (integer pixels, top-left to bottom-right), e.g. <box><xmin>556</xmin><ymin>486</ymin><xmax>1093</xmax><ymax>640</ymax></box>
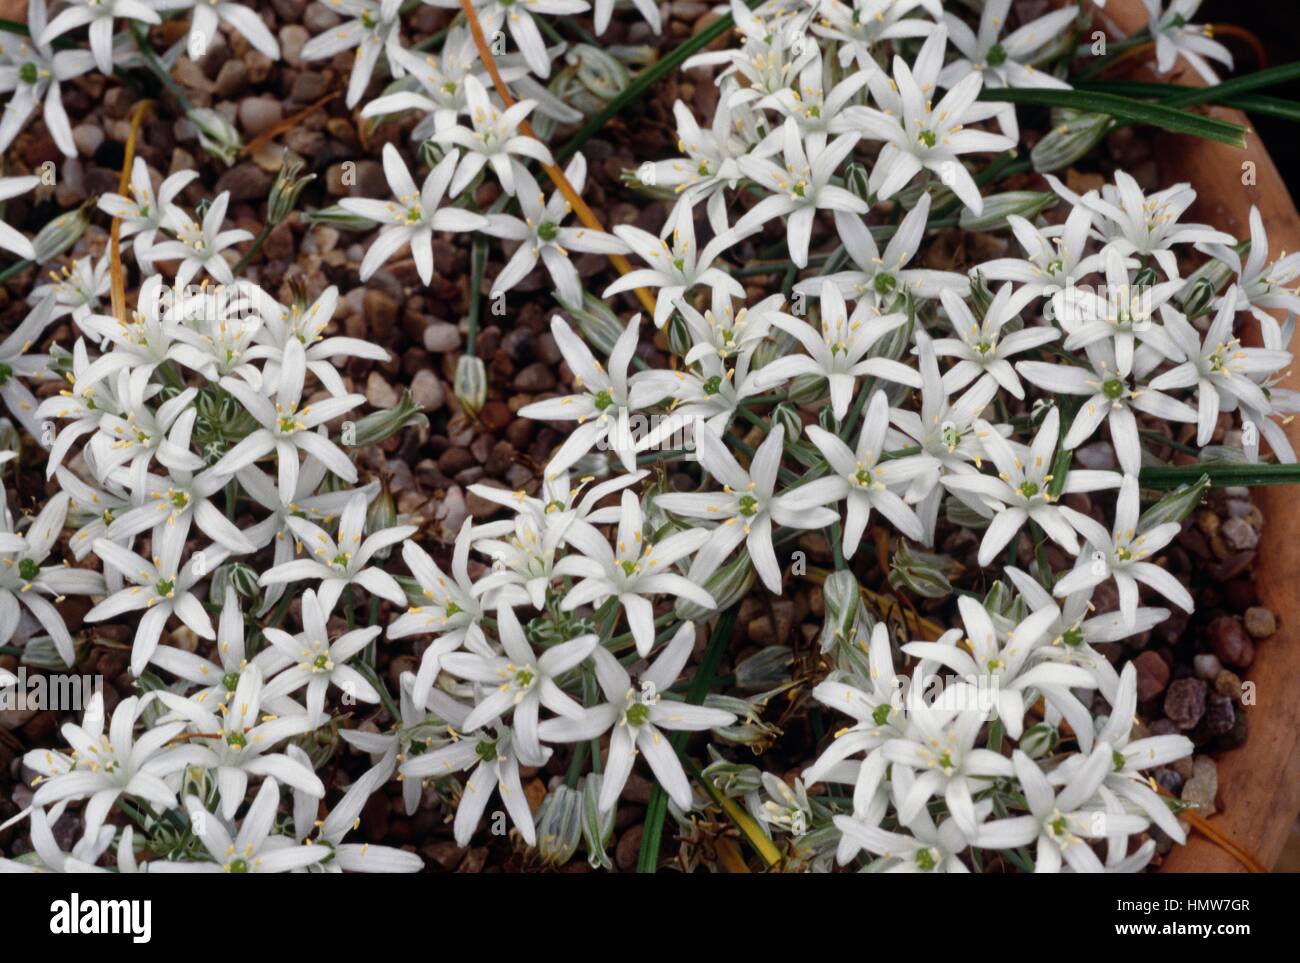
<box><xmin>1208</xmin><ymin>615</ymin><xmax>1255</xmax><ymax>668</ymax></box>
<box><xmin>1220</xmin><ymin>516</ymin><xmax>1258</xmax><ymax>551</ymax></box>
<box><xmin>1163</xmin><ymin>677</ymin><xmax>1207</xmax><ymax>730</ymax></box>
<box><xmin>514</xmin><ymin>362</ymin><xmax>557</xmax><ymax>392</ymax></box>
<box><xmin>410</xmin><ymin>370</ymin><xmax>444</xmax><ymax>412</ymax></box>
<box><xmin>1192</xmin><ymin>653</ymin><xmax>1222</xmax><ymax>681</ymax></box>
<box><xmin>72</xmin><ymin>124</ymin><xmax>104</xmax><ymax>157</ymax></box>
<box><xmin>1194</xmin><ymin>693</ymin><xmax>1235</xmax><ymax>741</ymax></box>
<box><xmin>1243</xmin><ymin>606</ymin><xmax>1276</xmax><ymax>639</ymax></box>
<box><xmin>1153</xmin><ymin>767</ymin><xmax>1183</xmax><ymax>795</ymax></box>
<box><xmin>1214</xmin><ymin>668</ymin><xmax>1244</xmax><ymax>704</ymax></box>
<box><xmin>365</xmin><ymin>371</ymin><xmax>398</xmax><ymax>408</ymax></box>
<box><xmin>423</xmin><ymin>321</ymin><xmax>461</xmax><ymax>352</ymax></box>
<box><xmin>1181</xmin><ymin>756</ymin><xmax>1219</xmax><ymax>816</ymax></box>
<box><xmin>1134</xmin><ymin>650</ymin><xmax>1170</xmax><ymax>700</ymax></box>
<box><xmin>238</xmin><ymin>96</ymin><xmax>284</xmax><ymax>136</ymax></box>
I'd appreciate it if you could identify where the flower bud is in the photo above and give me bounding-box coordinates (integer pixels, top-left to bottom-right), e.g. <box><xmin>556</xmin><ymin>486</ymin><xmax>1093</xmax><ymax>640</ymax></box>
<box><xmin>267</xmin><ymin>158</ymin><xmax>316</xmax><ymax>227</ymax></box>
<box><xmin>706</xmin><ymin>694</ymin><xmax>782</xmax><ymax>749</ymax></box>
<box><xmin>701</xmin><ymin>756</ymin><xmax>763</xmax><ymax>797</ymax></box>
<box><xmin>675</xmin><ymin>552</ymin><xmax>754</xmax><ymax>621</ymax></box>
<box><xmin>887</xmin><ymin>542</ymin><xmax>954</xmax><ymax>599</ymax></box>
<box><xmin>454</xmin><ymin>355</ymin><xmax>487</xmax><ymax>416</ymax></box>
<box><xmin>211</xmin><ymin>561</ymin><xmax>261</xmax><ymax>601</ymax></box>
<box><xmin>581</xmin><ymin>774</ymin><xmax>615</xmax><ymax>869</ymax></box>
<box><xmin>750</xmin><ymin>327</ymin><xmax>794</xmax><ymax>371</ymax></box>
<box><xmin>843</xmin><ymin>161</ymin><xmax>870</xmax><ymax>202</ymax></box>
<box><xmin>818</xmin><ymin>570</ymin><xmax>861</xmax><ymax>654</ymax></box>
<box><xmin>1137</xmin><ymin>473</ymin><xmax>1209</xmax><ymax>531</ymax></box>
<box><xmin>665</xmin><ymin>310</ymin><xmax>692</xmax><ymax>358</ymax></box>
<box><xmin>559</xmin><ymin>291</ymin><xmax>623</xmax><ymax>356</ymax></box>
<box><xmin>32</xmin><ymin>201</ymin><xmax>91</xmax><ymax>263</ymax></box>
<box><xmin>770</xmin><ymin>401</ymin><xmax>802</xmax><ymax>441</ymax></box>
<box><xmin>958</xmin><ymin>191</ymin><xmax>1055</xmax><ymax>233</ymax></box>
<box><xmin>1020</xmin><ymin>722</ymin><xmax>1059</xmax><ymax>759</ymax></box>
<box><xmin>945</xmin><ymin>496</ymin><xmax>991</xmax><ymax>530</ymax></box>
<box><xmin>982</xmin><ymin>579</ymin><xmax>1022</xmax><ymax>620</ymax></box>
<box><xmin>365</xmin><ymin>478</ymin><xmax>399</xmax><ymax>561</ymax></box>
<box><xmin>1031</xmin><ymin>111</ymin><xmax>1113</xmax><ymax>173</ymax></box>
<box><xmin>187</xmin><ymin>107</ymin><xmax>243</xmax><ymax>166</ymax></box>
<box><xmin>16</xmin><ymin>634</ymin><xmax>81</xmax><ymax>671</ymax></box>
<box><xmin>968</xmin><ymin>271</ymin><xmax>995</xmax><ymax>321</ymax></box>
<box><xmin>788</xmin><ymin>372</ymin><xmax>827</xmax><ymax>407</ymax></box>
<box><xmin>418</xmin><ymin>138</ymin><xmax>449</xmax><ymax>170</ymax></box>
<box><xmin>350</xmin><ymin>390</ymin><xmax>429</xmax><ymax>447</ymax></box>
<box><xmin>304</xmin><ymin>205</ymin><xmax>383</xmax><ymax>231</ymax></box>
<box><xmin>1178</xmin><ymin>243</ymin><xmax>1242</xmax><ymax>318</ymax></box>
<box><xmin>734</xmin><ymin>645</ymin><xmax>793</xmax><ymax>691</ymax></box>
<box><xmin>535</xmin><ymin>784</ymin><xmax>583</xmax><ymax>866</ymax></box>
<box><xmin>568</xmin><ymin>44</ymin><xmax>630</xmax><ymax>101</ymax></box>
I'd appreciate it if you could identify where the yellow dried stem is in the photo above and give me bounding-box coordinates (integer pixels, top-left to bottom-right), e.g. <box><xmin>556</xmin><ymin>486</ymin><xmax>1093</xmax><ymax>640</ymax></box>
<box><xmin>457</xmin><ymin>0</ymin><xmax>658</xmax><ymax>317</ymax></box>
<box><xmin>110</xmin><ymin>100</ymin><xmax>155</xmax><ymax>324</ymax></box>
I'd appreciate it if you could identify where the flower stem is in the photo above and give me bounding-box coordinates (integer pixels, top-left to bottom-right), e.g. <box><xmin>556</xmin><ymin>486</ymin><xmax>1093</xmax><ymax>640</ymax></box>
<box><xmin>232</xmin><ymin>222</ymin><xmax>275</xmax><ymax>274</ymax></box>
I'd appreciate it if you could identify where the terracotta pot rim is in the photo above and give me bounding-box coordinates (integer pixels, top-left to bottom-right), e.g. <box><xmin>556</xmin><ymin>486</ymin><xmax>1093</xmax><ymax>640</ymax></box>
<box><xmin>1097</xmin><ymin>0</ymin><xmax>1300</xmax><ymax>873</ymax></box>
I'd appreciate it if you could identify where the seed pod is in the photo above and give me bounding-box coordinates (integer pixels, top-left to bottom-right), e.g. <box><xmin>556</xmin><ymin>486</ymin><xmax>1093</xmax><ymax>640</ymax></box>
<box><xmin>187</xmin><ymin>108</ymin><xmax>243</xmax><ymax>166</ymax></box>
<box><xmin>535</xmin><ymin>784</ymin><xmax>583</xmax><ymax>867</ymax></box>
<box><xmin>958</xmin><ymin>191</ymin><xmax>1056</xmax><ymax>233</ymax></box>
<box><xmin>1031</xmin><ymin>111</ymin><xmax>1114</xmax><ymax>173</ymax></box>
<box><xmin>454</xmin><ymin>355</ymin><xmax>487</xmax><ymax>416</ymax></box>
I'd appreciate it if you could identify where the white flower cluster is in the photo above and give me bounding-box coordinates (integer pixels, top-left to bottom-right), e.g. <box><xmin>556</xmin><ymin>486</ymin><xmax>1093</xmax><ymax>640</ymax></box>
<box><xmin>0</xmin><ymin>0</ymin><xmax>1292</xmax><ymax>874</ymax></box>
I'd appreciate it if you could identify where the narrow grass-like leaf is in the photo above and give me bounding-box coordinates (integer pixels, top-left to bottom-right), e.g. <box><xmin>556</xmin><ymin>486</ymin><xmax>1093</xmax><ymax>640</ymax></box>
<box><xmin>1077</xmin><ymin>80</ymin><xmax>1300</xmax><ymax>124</ymax></box>
<box><xmin>978</xmin><ymin>88</ymin><xmax>1248</xmax><ymax>147</ymax></box>
<box><xmin>1140</xmin><ymin>463</ymin><xmax>1300</xmax><ymax>489</ymax></box>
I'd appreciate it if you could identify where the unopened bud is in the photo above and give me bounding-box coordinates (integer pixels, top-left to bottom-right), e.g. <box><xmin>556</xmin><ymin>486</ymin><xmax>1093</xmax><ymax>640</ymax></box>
<box><xmin>454</xmin><ymin>355</ymin><xmax>487</xmax><ymax>416</ymax></box>
<box><xmin>267</xmin><ymin>158</ymin><xmax>316</xmax><ymax>226</ymax></box>
<box><xmin>187</xmin><ymin>108</ymin><xmax>243</xmax><ymax>166</ymax></box>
